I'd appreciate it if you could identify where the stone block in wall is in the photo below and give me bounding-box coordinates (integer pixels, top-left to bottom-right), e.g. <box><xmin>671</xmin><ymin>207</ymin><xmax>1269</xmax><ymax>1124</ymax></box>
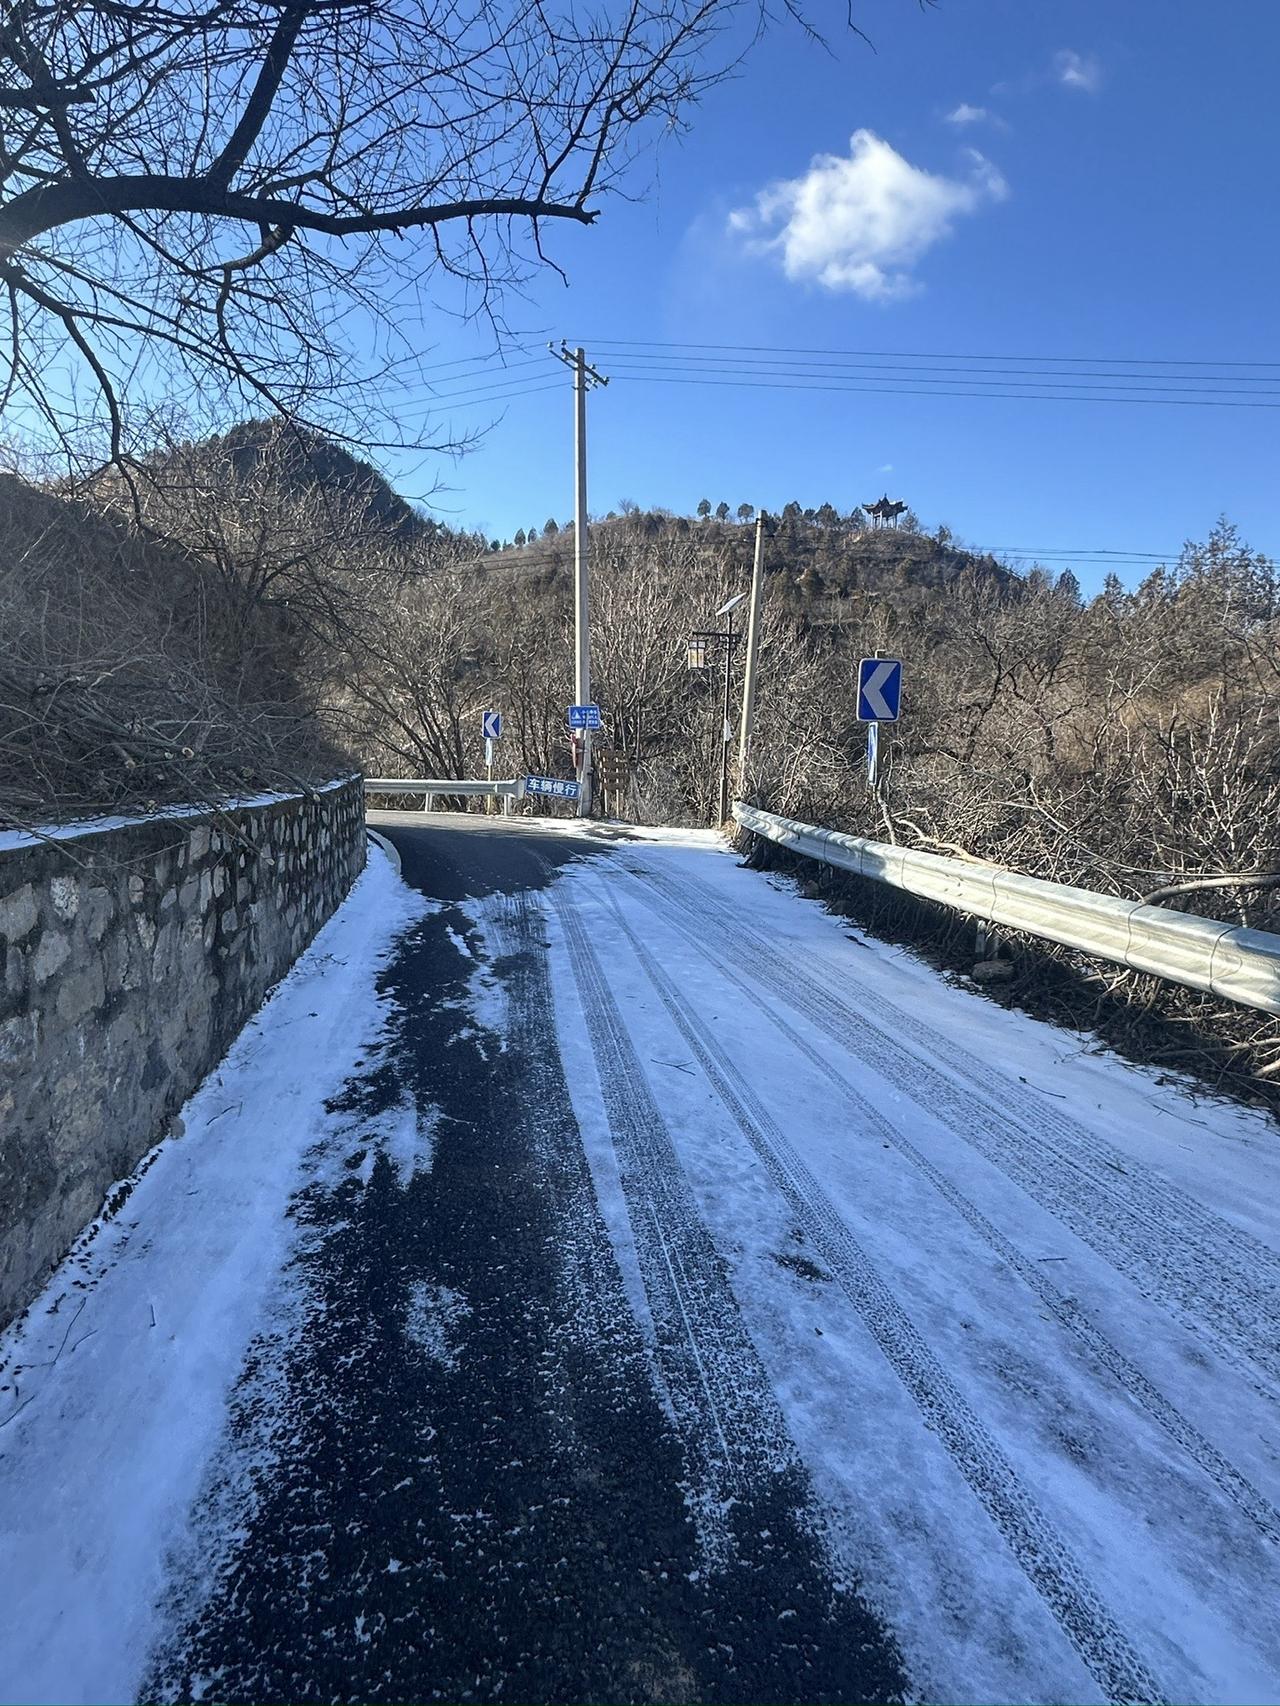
<box><xmin>54</xmin><ymin>959</ymin><xmax>106</xmax><ymax>1026</ymax></box>
<box><xmin>0</xmin><ymin>882</ymin><xmax>38</xmax><ymax>943</ymax></box>
<box><xmin>49</xmin><ymin>875</ymin><xmax>80</xmax><ymax>923</ymax></box>
<box><xmin>31</xmin><ymin>929</ymin><xmax>71</xmax><ymax>984</ymax></box>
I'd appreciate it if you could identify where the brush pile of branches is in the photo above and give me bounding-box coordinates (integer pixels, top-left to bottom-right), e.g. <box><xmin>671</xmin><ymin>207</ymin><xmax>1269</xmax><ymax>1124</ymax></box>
<box><xmin>0</xmin><ymin>470</ymin><xmax>346</xmax><ymax>829</ymax></box>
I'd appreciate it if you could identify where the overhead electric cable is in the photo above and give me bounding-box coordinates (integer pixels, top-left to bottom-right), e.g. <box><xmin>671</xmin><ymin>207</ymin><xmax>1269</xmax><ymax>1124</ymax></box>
<box><xmin>403</xmin><ymin>378</ymin><xmax>564</xmax><ymax>412</ymax></box>
<box><xmin>598</xmin><ymin>357</ymin><xmax>1280</xmax><ymax>400</ymax></box>
<box><xmin>605</xmin><ymin>371</ymin><xmax>1280</xmax><ymax>410</ymax></box>
<box><xmin>412</xmin><ymin>344</ymin><xmax>543</xmax><ymax>375</ymax></box>
<box><xmin>581</xmin><ymin>336</ymin><xmax>1280</xmax><ymax>369</ymax></box>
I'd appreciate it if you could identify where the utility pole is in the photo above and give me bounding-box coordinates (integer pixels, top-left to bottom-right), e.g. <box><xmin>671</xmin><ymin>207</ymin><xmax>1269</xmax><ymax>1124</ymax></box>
<box><xmin>690</xmin><ymin>591</ymin><xmax>747</xmax><ymax>827</ymax></box>
<box><xmin>736</xmin><ymin>512</ymin><xmax>767</xmax><ymax>797</ymax></box>
<box><xmin>718</xmin><ymin>605</ymin><xmax>736</xmax><ymax>824</ymax></box>
<box><xmin>551</xmin><ymin>343</ymin><xmax>607</xmax><ymax>816</ymax></box>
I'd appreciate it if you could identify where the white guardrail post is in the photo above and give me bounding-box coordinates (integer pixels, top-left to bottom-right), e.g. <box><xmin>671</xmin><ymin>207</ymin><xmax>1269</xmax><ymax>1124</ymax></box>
<box><xmin>732</xmin><ymin>801</ymin><xmax>1280</xmax><ymax>1018</ymax></box>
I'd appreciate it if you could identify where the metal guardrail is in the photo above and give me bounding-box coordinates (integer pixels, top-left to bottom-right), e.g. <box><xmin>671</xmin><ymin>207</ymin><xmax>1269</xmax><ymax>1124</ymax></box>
<box><xmin>364</xmin><ymin>777</ymin><xmax>524</xmax><ymax>816</ymax></box>
<box><xmin>733</xmin><ymin>802</ymin><xmax>1280</xmax><ymax>1017</ymax></box>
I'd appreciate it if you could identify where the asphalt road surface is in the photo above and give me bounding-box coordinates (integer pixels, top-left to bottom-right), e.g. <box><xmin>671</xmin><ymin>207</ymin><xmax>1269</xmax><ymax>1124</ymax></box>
<box><xmin>6</xmin><ymin>812</ymin><xmax>1279</xmax><ymax>1705</ymax></box>
<box><xmin>143</xmin><ymin>815</ymin><xmax>907</xmax><ymax>1705</ymax></box>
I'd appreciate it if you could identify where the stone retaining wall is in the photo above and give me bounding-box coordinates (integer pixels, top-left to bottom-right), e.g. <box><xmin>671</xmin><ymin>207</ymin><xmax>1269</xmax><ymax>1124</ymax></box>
<box><xmin>0</xmin><ymin>778</ymin><xmax>366</xmax><ymax>1330</ymax></box>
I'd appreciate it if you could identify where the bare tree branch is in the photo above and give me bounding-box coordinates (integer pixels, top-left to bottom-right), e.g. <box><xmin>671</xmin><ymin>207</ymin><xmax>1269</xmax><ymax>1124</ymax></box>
<box><xmin>0</xmin><ymin>0</ymin><xmax>791</xmax><ymax>461</ymax></box>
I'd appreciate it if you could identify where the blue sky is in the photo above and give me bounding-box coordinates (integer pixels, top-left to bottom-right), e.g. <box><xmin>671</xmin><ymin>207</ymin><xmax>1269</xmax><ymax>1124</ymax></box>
<box><xmin>383</xmin><ymin>0</ymin><xmax>1278</xmax><ymax>589</ymax></box>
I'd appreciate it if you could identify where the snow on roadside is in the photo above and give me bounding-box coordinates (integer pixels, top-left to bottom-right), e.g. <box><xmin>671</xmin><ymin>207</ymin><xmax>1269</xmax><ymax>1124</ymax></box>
<box><xmin>0</xmin><ymin>775</ymin><xmax>355</xmax><ymax>854</ymax></box>
<box><xmin>541</xmin><ymin>829</ymin><xmax>1280</xmax><ymax>1704</ymax></box>
<box><xmin>0</xmin><ymin>844</ymin><xmax>425</xmax><ymax>1706</ymax></box>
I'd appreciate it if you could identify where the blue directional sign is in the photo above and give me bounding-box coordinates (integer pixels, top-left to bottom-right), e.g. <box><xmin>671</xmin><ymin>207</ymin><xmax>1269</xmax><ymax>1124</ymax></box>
<box><xmin>525</xmin><ymin>775</ymin><xmax>581</xmax><ymax>800</ymax></box>
<box><xmin>568</xmin><ymin>703</ymin><xmax>602</xmax><ymax>731</ymax></box>
<box><xmin>856</xmin><ymin>657</ymin><xmax>903</xmax><ymax>723</ymax></box>
<box><xmin>482</xmin><ymin>710</ymin><xmax>502</xmax><ymax>741</ymax></box>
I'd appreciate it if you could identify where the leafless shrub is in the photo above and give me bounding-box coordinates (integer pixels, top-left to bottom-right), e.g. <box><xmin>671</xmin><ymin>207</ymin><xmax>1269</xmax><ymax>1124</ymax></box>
<box><xmin>0</xmin><ymin>466</ymin><xmax>347</xmax><ymax>825</ymax></box>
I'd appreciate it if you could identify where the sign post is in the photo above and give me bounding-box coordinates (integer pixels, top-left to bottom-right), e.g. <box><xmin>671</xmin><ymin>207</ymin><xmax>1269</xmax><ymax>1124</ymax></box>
<box><xmin>857</xmin><ymin>657</ymin><xmax>901</xmax><ymax>797</ymax></box>
<box><xmin>594</xmin><ymin>749</ymin><xmax>631</xmax><ymax>819</ymax></box>
<box><xmin>482</xmin><ymin>711</ymin><xmax>502</xmax><ymax>810</ymax></box>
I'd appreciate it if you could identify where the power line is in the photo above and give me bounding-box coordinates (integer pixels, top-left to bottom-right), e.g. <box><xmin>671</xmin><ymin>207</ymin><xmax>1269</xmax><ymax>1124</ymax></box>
<box><xmin>607</xmin><ymin>371</ymin><xmax>1280</xmax><ymax>410</ymax></box>
<box><xmin>975</xmin><ymin>548</ymin><xmax>1169</xmax><ymax>560</ymax></box>
<box><xmin>599</xmin><ymin>357</ymin><xmax>1280</xmax><ymax>401</ymax></box>
<box><xmin>412</xmin><ymin>343</ymin><xmax>543</xmax><ymax>376</ymax></box>
<box><xmin>401</xmin><ymin>376</ymin><xmax>563</xmax><ymax>412</ymax></box>
<box><xmin>407</xmin><ymin>339</ymin><xmax>1280</xmax><ymax>413</ymax></box>
<box><xmin>605</xmin><ymin>352</ymin><xmax>1280</xmax><ymax>391</ymax></box>
<box><xmin>581</xmin><ymin>336</ymin><xmax>1280</xmax><ymax>369</ymax></box>
<box><xmin>973</xmin><ymin>550</ymin><xmax>1171</xmax><ymax>567</ymax></box>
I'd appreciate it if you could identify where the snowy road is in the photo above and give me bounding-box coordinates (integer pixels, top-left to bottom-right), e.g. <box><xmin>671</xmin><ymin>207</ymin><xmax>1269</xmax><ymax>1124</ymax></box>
<box><xmin>2</xmin><ymin>817</ymin><xmax>1279</xmax><ymax>1703</ymax></box>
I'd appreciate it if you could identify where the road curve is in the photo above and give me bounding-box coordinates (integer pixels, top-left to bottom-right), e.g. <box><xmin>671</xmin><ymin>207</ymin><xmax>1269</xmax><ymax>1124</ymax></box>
<box><xmin>5</xmin><ymin>812</ymin><xmax>1278</xmax><ymax>1705</ymax></box>
<box><xmin>143</xmin><ymin>814</ymin><xmax>907</xmax><ymax>1705</ymax></box>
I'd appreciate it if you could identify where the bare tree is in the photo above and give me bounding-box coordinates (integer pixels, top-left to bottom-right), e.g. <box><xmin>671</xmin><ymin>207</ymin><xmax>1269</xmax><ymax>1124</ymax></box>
<box><xmin>0</xmin><ymin>0</ymin><xmax>778</xmax><ymax>463</ymax></box>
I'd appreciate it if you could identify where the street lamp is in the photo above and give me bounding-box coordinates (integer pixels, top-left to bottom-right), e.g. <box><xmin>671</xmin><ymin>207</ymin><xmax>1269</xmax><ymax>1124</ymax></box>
<box><xmin>688</xmin><ymin>590</ymin><xmax>748</xmax><ymax>825</ymax></box>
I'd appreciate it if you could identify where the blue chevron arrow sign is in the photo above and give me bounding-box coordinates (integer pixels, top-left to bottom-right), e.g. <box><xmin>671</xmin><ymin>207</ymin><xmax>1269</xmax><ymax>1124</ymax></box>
<box><xmin>856</xmin><ymin>657</ymin><xmax>903</xmax><ymax>723</ymax></box>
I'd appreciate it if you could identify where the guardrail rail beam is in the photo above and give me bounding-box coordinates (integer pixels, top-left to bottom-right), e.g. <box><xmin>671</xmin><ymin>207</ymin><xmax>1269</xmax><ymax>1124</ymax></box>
<box><xmin>733</xmin><ymin>802</ymin><xmax>1280</xmax><ymax>1018</ymax></box>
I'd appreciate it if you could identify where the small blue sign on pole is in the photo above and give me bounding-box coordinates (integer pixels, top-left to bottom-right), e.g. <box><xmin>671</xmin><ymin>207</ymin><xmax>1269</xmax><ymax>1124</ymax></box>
<box><xmin>856</xmin><ymin>657</ymin><xmax>903</xmax><ymax>723</ymax></box>
<box><xmin>482</xmin><ymin>710</ymin><xmax>502</xmax><ymax>741</ymax></box>
<box><xmin>525</xmin><ymin>775</ymin><xmax>581</xmax><ymax>801</ymax></box>
<box><xmin>568</xmin><ymin>703</ymin><xmax>602</xmax><ymax>731</ymax></box>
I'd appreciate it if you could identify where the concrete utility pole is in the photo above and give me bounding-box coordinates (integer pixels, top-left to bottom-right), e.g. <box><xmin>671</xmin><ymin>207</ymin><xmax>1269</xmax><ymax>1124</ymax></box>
<box><xmin>708</xmin><ymin>590</ymin><xmax>748</xmax><ymax>826</ymax></box>
<box><xmin>551</xmin><ymin>343</ymin><xmax>607</xmax><ymax>816</ymax></box>
<box><xmin>736</xmin><ymin>512</ymin><xmax>767</xmax><ymax>797</ymax></box>
<box><xmin>718</xmin><ymin>606</ymin><xmax>735</xmax><ymax>825</ymax></box>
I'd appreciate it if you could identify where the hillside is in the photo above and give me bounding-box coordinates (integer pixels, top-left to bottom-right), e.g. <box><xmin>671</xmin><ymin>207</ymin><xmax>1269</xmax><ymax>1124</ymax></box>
<box><xmin>184</xmin><ymin>420</ymin><xmax>445</xmax><ymax>545</ymax></box>
<box><xmin>483</xmin><ymin>505</ymin><xmax>1017</xmax><ymax>615</ymax></box>
<box><xmin>123</xmin><ymin>427</ymin><xmax>1019</xmax><ymax>625</ymax></box>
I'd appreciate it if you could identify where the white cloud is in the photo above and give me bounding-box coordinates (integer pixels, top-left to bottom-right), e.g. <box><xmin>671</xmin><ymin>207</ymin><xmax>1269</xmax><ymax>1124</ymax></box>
<box><xmin>728</xmin><ymin>130</ymin><xmax>1008</xmax><ymax>302</ymax></box>
<box><xmin>877</xmin><ymin>463</ymin><xmax>894</xmax><ymax>474</ymax></box>
<box><xmin>946</xmin><ymin>103</ymin><xmax>990</xmax><ymax>126</ymax></box>
<box><xmin>1055</xmin><ymin>49</ymin><xmax>1102</xmax><ymax>93</ymax></box>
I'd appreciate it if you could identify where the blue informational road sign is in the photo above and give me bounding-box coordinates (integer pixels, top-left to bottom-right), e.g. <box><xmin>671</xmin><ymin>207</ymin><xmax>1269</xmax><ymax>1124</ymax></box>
<box><xmin>482</xmin><ymin>710</ymin><xmax>502</xmax><ymax>741</ymax></box>
<box><xmin>567</xmin><ymin>703</ymin><xmax>602</xmax><ymax>731</ymax></box>
<box><xmin>525</xmin><ymin>775</ymin><xmax>581</xmax><ymax>800</ymax></box>
<box><xmin>856</xmin><ymin>657</ymin><xmax>903</xmax><ymax>723</ymax></box>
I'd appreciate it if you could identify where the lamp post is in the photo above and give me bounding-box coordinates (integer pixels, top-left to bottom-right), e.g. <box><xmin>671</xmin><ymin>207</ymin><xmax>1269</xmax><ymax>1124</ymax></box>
<box><xmin>688</xmin><ymin>590</ymin><xmax>748</xmax><ymax>825</ymax></box>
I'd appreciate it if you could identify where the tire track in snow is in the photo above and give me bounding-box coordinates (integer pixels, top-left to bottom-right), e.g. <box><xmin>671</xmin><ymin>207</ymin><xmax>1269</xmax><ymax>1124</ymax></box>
<box><xmin>684</xmin><ymin>862</ymin><xmax>1280</xmax><ymax>1308</ymax></box>
<box><xmin>624</xmin><ymin>863</ymin><xmax>1280</xmax><ymax>1394</ymax></box>
<box><xmin>545</xmin><ymin>886</ymin><xmax>806</xmax><ymax>1531</ymax></box>
<box><xmin>485</xmin><ymin>870</ymin><xmax>909</xmax><ymax>1704</ymax></box>
<box><xmin>780</xmin><ymin>888</ymin><xmax>1280</xmax><ymax>1300</ymax></box>
<box><xmin>601</xmin><ymin>883</ymin><xmax>1280</xmax><ymax>1553</ymax></box>
<box><xmin>590</xmin><ymin>882</ymin><xmax>1164</xmax><ymax>1706</ymax></box>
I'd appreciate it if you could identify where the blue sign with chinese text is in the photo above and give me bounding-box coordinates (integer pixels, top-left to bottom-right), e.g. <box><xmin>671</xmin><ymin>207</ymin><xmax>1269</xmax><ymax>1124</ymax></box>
<box><xmin>525</xmin><ymin>775</ymin><xmax>581</xmax><ymax>800</ymax></box>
